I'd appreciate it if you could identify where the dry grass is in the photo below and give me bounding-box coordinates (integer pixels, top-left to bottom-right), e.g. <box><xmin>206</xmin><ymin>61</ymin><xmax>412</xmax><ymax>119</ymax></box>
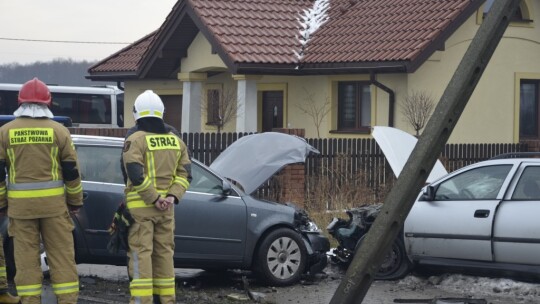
<box><xmin>254</xmin><ymin>162</ymin><xmax>394</xmax><ymax>247</ymax></box>
<box><xmin>303</xmin><ymin>167</ymin><xmax>394</xmax><ymax>246</ymax></box>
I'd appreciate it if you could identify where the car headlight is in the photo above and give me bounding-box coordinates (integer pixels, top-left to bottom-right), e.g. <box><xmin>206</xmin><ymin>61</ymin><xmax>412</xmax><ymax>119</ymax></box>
<box><xmin>304</xmin><ymin>221</ymin><xmax>321</xmax><ymax>232</ymax></box>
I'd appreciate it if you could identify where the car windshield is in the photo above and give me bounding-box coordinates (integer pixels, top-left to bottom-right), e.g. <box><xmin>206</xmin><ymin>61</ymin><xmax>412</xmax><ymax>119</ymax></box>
<box><xmin>435</xmin><ymin>165</ymin><xmax>512</xmax><ymax>200</ymax></box>
<box><xmin>189</xmin><ymin>162</ymin><xmax>225</xmax><ymax>195</ymax></box>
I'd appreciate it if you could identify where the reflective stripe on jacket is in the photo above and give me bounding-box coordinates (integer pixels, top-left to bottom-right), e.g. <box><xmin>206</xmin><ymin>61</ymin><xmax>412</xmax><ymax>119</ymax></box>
<box><xmin>0</xmin><ymin>117</ymin><xmax>83</xmax><ymax>219</ymax></box>
<box><xmin>123</xmin><ymin>131</ymin><xmax>190</xmax><ymax>212</ymax></box>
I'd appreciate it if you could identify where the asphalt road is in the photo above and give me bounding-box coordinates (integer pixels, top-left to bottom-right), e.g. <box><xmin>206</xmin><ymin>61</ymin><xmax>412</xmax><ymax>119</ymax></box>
<box><xmin>32</xmin><ymin>264</ymin><xmax>539</xmax><ymax>304</ymax></box>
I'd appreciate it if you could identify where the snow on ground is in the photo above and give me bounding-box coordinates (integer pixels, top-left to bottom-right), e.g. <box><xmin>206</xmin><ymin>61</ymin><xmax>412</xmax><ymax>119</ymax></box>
<box><xmin>398</xmin><ymin>274</ymin><xmax>540</xmax><ymax>303</ymax></box>
<box><xmin>77</xmin><ymin>264</ymin><xmax>540</xmax><ymax>303</ymax></box>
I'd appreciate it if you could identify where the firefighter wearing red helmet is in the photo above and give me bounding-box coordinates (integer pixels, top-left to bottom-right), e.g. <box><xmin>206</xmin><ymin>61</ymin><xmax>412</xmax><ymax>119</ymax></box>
<box><xmin>122</xmin><ymin>90</ymin><xmax>190</xmax><ymax>304</ymax></box>
<box><xmin>0</xmin><ymin>77</ymin><xmax>83</xmax><ymax>304</ymax></box>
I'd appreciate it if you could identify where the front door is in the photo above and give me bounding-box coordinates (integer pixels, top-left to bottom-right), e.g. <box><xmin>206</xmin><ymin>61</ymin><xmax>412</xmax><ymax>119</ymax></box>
<box><xmin>174</xmin><ymin>161</ymin><xmax>247</xmax><ymax>263</ymax></box>
<box><xmin>160</xmin><ymin>95</ymin><xmax>182</xmax><ymax>132</ymax></box>
<box><xmin>262</xmin><ymin>91</ymin><xmax>283</xmax><ymax>132</ymax></box>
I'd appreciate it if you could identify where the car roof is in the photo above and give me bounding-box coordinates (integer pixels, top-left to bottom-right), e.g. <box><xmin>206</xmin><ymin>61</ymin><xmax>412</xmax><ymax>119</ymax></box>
<box><xmin>440</xmin><ymin>157</ymin><xmax>540</xmax><ymax>180</ymax></box>
<box><xmin>71</xmin><ymin>134</ymin><xmax>124</xmax><ymax>147</ymax></box>
<box><xmin>471</xmin><ymin>158</ymin><xmax>540</xmax><ymax>166</ymax></box>
<box><xmin>70</xmin><ymin>134</ymin><xmax>207</xmax><ymax>166</ymax></box>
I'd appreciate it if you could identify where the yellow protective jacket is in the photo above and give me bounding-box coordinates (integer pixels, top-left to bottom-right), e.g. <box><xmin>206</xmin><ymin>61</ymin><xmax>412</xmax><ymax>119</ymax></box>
<box><xmin>0</xmin><ymin>117</ymin><xmax>83</xmax><ymax>219</ymax></box>
<box><xmin>122</xmin><ymin>130</ymin><xmax>190</xmax><ymax>215</ymax></box>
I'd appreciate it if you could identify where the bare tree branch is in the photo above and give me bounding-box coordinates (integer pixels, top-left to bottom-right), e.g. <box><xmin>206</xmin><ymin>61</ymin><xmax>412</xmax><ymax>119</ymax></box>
<box><xmin>200</xmin><ymin>87</ymin><xmax>243</xmax><ymax>133</ymax></box>
<box><xmin>296</xmin><ymin>87</ymin><xmax>331</xmax><ymax>138</ymax></box>
<box><xmin>400</xmin><ymin>90</ymin><xmax>435</xmax><ymax>136</ymax></box>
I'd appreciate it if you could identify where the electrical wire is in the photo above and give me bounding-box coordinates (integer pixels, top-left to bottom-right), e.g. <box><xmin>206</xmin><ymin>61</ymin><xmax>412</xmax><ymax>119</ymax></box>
<box><xmin>0</xmin><ymin>37</ymin><xmax>130</xmax><ymax>45</ymax></box>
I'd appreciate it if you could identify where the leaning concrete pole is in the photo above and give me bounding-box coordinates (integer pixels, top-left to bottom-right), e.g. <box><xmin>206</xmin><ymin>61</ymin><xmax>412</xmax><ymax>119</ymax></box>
<box><xmin>330</xmin><ymin>1</ymin><xmax>521</xmax><ymax>303</ymax></box>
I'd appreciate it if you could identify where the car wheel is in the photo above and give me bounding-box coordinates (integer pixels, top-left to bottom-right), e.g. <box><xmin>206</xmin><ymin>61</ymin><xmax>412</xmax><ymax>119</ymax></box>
<box><xmin>255</xmin><ymin>228</ymin><xmax>307</xmax><ymax>286</ymax></box>
<box><xmin>355</xmin><ymin>237</ymin><xmax>410</xmax><ymax>280</ymax></box>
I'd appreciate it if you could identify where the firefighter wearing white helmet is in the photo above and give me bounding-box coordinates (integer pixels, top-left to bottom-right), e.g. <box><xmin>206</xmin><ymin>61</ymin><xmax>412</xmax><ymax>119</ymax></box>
<box><xmin>122</xmin><ymin>90</ymin><xmax>191</xmax><ymax>304</ymax></box>
<box><xmin>132</xmin><ymin>90</ymin><xmax>165</xmax><ymax>120</ymax></box>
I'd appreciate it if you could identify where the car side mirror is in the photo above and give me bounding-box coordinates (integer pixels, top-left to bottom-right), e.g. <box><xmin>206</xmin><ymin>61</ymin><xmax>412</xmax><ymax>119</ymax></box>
<box><xmin>420</xmin><ymin>185</ymin><xmax>435</xmax><ymax>201</ymax></box>
<box><xmin>222</xmin><ymin>180</ymin><xmax>232</xmax><ymax>196</ymax></box>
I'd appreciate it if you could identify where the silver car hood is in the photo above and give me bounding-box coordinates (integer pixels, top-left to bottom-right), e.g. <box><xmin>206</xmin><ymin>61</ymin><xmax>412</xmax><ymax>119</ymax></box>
<box><xmin>372</xmin><ymin>126</ymin><xmax>447</xmax><ymax>184</ymax></box>
<box><xmin>209</xmin><ymin>132</ymin><xmax>319</xmax><ymax>194</ymax></box>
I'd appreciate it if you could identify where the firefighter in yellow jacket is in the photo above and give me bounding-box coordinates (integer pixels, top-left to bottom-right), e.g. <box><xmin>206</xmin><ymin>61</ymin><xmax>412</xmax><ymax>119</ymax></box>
<box><xmin>0</xmin><ymin>78</ymin><xmax>83</xmax><ymax>304</ymax></box>
<box><xmin>122</xmin><ymin>90</ymin><xmax>191</xmax><ymax>304</ymax></box>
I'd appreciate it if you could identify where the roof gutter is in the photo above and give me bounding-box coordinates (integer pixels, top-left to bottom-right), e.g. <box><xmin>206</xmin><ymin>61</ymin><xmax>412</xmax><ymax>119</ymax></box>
<box><xmin>370</xmin><ymin>72</ymin><xmax>395</xmax><ymax>127</ymax></box>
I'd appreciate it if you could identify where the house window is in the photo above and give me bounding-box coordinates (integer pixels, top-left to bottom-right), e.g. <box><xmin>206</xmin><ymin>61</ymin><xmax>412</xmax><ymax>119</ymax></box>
<box><xmin>206</xmin><ymin>89</ymin><xmax>220</xmax><ymax>125</ymax></box>
<box><xmin>338</xmin><ymin>82</ymin><xmax>371</xmax><ymax>131</ymax></box>
<box><xmin>483</xmin><ymin>0</ymin><xmax>531</xmax><ymax>22</ymax></box>
<box><xmin>520</xmin><ymin>80</ymin><xmax>540</xmax><ymax>138</ymax></box>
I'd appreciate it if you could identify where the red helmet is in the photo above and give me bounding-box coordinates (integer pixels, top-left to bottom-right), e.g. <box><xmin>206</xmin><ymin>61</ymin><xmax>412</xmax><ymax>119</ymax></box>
<box><xmin>18</xmin><ymin>77</ymin><xmax>51</xmax><ymax>107</ymax></box>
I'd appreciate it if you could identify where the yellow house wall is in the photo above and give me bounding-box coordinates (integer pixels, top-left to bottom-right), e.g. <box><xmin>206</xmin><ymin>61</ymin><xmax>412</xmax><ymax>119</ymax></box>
<box><xmin>123</xmin><ymin>80</ymin><xmax>183</xmax><ymax>128</ymax></box>
<box><xmin>259</xmin><ymin>76</ymin><xmax>329</xmax><ymax>138</ymax></box>
<box><xmin>181</xmin><ymin>32</ymin><xmax>227</xmax><ymax>73</ymax></box>
<box><xmin>407</xmin><ymin>5</ymin><xmax>540</xmax><ymax>143</ymax></box>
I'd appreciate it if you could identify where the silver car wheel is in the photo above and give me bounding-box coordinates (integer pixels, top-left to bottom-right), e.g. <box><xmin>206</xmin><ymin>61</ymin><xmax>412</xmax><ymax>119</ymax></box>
<box><xmin>266</xmin><ymin>236</ymin><xmax>302</xmax><ymax>280</ymax></box>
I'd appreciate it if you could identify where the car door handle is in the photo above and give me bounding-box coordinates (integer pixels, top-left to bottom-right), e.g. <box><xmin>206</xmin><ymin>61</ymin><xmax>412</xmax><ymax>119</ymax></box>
<box><xmin>474</xmin><ymin>209</ymin><xmax>490</xmax><ymax>218</ymax></box>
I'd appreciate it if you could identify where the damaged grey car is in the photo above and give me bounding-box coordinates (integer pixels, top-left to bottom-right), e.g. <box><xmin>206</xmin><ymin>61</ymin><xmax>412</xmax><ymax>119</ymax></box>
<box><xmin>1</xmin><ymin>132</ymin><xmax>329</xmax><ymax>286</ymax></box>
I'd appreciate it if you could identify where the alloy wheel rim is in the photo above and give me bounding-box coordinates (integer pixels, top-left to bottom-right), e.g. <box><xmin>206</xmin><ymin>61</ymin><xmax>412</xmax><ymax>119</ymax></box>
<box><xmin>266</xmin><ymin>236</ymin><xmax>301</xmax><ymax>280</ymax></box>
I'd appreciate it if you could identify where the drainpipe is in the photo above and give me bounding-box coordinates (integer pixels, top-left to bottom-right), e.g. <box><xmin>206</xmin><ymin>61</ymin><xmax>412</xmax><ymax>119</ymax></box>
<box><xmin>370</xmin><ymin>72</ymin><xmax>395</xmax><ymax>127</ymax></box>
<box><xmin>116</xmin><ymin>81</ymin><xmax>125</xmax><ymax>91</ymax></box>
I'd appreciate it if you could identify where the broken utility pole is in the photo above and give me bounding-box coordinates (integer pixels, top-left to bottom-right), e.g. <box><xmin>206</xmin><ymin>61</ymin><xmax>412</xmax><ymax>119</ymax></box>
<box><xmin>329</xmin><ymin>0</ymin><xmax>522</xmax><ymax>303</ymax></box>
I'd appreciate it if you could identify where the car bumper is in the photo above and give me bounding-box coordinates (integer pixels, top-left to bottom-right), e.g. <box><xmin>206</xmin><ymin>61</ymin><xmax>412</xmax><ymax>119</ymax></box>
<box><xmin>304</xmin><ymin>232</ymin><xmax>330</xmax><ymax>274</ymax></box>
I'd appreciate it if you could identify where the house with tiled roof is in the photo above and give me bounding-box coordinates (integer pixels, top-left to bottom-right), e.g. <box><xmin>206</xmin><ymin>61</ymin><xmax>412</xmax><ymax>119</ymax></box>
<box><xmin>87</xmin><ymin>0</ymin><xmax>540</xmax><ymax>144</ymax></box>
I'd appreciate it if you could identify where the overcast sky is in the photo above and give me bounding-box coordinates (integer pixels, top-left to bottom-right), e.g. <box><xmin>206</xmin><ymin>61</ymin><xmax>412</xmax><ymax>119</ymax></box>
<box><xmin>0</xmin><ymin>0</ymin><xmax>178</xmax><ymax>65</ymax></box>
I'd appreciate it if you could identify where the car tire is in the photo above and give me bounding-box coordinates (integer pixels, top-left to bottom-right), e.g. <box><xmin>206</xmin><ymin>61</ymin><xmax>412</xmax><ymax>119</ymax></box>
<box><xmin>254</xmin><ymin>228</ymin><xmax>307</xmax><ymax>286</ymax></box>
<box><xmin>355</xmin><ymin>236</ymin><xmax>410</xmax><ymax>280</ymax></box>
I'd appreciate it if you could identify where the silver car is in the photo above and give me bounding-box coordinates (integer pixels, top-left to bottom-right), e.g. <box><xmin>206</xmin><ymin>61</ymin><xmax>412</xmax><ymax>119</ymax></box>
<box><xmin>1</xmin><ymin>133</ymin><xmax>329</xmax><ymax>286</ymax></box>
<box><xmin>405</xmin><ymin>156</ymin><xmax>540</xmax><ymax>279</ymax></box>
<box><xmin>329</xmin><ymin>126</ymin><xmax>540</xmax><ymax>281</ymax></box>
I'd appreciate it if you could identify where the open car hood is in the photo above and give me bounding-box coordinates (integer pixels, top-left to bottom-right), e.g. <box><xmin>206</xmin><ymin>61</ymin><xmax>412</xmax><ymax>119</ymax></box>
<box><xmin>209</xmin><ymin>132</ymin><xmax>319</xmax><ymax>194</ymax></box>
<box><xmin>372</xmin><ymin>126</ymin><xmax>447</xmax><ymax>184</ymax></box>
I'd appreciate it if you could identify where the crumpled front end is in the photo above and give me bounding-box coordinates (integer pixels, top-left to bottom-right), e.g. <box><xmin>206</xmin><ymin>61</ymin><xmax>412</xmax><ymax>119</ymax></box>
<box><xmin>287</xmin><ymin>202</ymin><xmax>330</xmax><ymax>276</ymax></box>
<box><xmin>327</xmin><ymin>203</ymin><xmax>382</xmax><ymax>265</ymax></box>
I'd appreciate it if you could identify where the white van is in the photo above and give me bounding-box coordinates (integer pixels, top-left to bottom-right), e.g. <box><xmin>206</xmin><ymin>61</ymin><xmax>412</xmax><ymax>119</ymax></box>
<box><xmin>0</xmin><ymin>83</ymin><xmax>124</xmax><ymax>128</ymax></box>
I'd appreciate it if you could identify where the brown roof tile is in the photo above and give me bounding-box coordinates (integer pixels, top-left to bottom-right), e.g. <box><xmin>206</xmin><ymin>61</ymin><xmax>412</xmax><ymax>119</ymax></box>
<box><xmin>302</xmin><ymin>0</ymin><xmax>475</xmax><ymax>63</ymax></box>
<box><xmin>189</xmin><ymin>0</ymin><xmax>310</xmax><ymax>64</ymax></box>
<box><xmin>88</xmin><ymin>31</ymin><xmax>158</xmax><ymax>74</ymax></box>
<box><xmin>89</xmin><ymin>0</ymin><xmax>481</xmax><ymax>77</ymax></box>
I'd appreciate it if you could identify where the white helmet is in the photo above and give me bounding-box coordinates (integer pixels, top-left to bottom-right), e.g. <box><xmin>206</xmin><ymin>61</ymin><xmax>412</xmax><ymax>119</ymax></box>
<box><xmin>133</xmin><ymin>90</ymin><xmax>165</xmax><ymax>121</ymax></box>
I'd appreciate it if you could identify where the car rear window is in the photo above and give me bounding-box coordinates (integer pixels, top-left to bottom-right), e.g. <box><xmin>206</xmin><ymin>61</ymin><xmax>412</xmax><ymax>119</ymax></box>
<box><xmin>76</xmin><ymin>145</ymin><xmax>123</xmax><ymax>184</ymax></box>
